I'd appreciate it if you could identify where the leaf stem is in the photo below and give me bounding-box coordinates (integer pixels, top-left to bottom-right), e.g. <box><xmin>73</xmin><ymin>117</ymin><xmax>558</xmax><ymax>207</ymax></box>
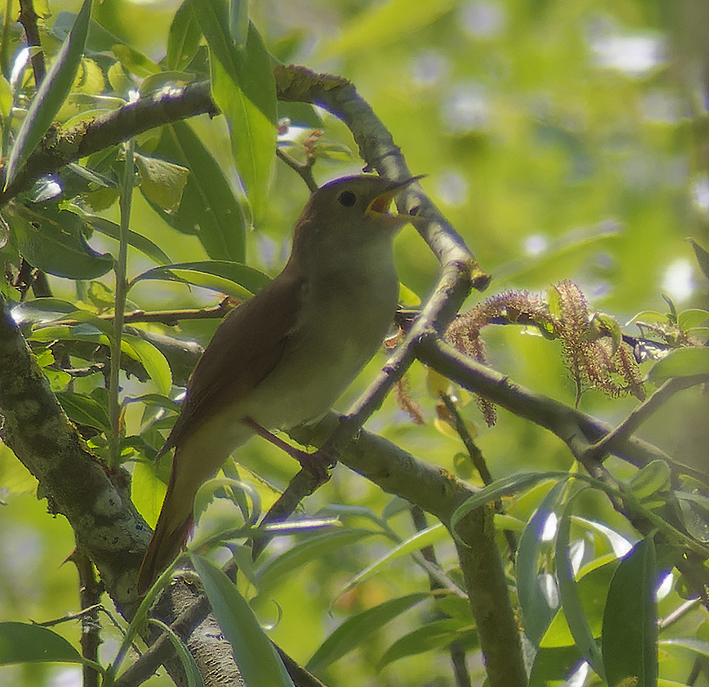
<box><xmin>108</xmin><ymin>140</ymin><xmax>134</xmax><ymax>467</ymax></box>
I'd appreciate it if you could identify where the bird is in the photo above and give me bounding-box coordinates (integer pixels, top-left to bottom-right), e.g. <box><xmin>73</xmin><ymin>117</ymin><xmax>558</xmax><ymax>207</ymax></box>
<box><xmin>137</xmin><ymin>174</ymin><xmax>418</xmax><ymax>594</ymax></box>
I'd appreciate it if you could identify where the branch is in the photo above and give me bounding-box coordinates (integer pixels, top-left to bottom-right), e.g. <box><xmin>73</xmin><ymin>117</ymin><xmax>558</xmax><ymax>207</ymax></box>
<box><xmin>0</xmin><ymin>80</ymin><xmax>217</xmax><ymax>207</ymax></box>
<box><xmin>288</xmin><ymin>413</ymin><xmax>526</xmax><ymax>687</ymax></box>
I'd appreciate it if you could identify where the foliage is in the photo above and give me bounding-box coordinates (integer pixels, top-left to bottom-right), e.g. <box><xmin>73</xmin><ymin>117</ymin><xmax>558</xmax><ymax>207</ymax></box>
<box><xmin>0</xmin><ymin>0</ymin><xmax>708</xmax><ymax>687</ymax></box>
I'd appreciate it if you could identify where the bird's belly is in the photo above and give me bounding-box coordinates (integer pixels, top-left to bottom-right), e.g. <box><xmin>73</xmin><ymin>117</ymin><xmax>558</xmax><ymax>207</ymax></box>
<box><xmin>244</xmin><ymin>274</ymin><xmax>397</xmax><ymax>430</ymax></box>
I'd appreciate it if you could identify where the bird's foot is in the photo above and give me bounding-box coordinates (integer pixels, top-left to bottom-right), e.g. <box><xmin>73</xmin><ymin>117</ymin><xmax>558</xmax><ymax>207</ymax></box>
<box><xmin>243</xmin><ymin>418</ymin><xmax>335</xmax><ymax>485</ymax></box>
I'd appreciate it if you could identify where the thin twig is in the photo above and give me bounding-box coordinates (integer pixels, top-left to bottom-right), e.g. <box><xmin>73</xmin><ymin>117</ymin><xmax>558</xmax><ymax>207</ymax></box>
<box><xmin>33</xmin><ymin>300</ymin><xmax>233</xmax><ymax>329</ymax></box>
<box><xmin>276</xmin><ymin>147</ymin><xmax>318</xmax><ymax>192</ymax></box>
<box><xmin>17</xmin><ymin>0</ymin><xmax>45</xmax><ymax>84</ymax></box>
<box><xmin>584</xmin><ymin>375</ymin><xmax>709</xmax><ymax>464</ymax></box>
<box><xmin>69</xmin><ymin>547</ymin><xmax>103</xmax><ymax>687</ymax></box>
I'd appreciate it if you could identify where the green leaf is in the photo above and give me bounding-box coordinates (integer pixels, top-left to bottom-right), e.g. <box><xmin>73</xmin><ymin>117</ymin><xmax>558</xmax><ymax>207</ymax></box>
<box><xmin>659</xmin><ymin>638</ymin><xmax>709</xmax><ymax>659</ymax></box>
<box><xmin>687</xmin><ymin>238</ymin><xmax>709</xmax><ymax>281</ymax></box>
<box><xmin>342</xmin><ymin>524</ymin><xmax>447</xmax><ymax>592</ymax></box>
<box><xmin>152</xmin><ymin>121</ymin><xmax>247</xmax><ymax>262</ymax></box>
<box><xmin>649</xmin><ymin>347</ymin><xmax>709</xmax><ymax>382</ymax></box>
<box><xmin>306</xmin><ymin>593</ymin><xmax>430</xmax><ymax>672</ymax></box>
<box><xmin>193</xmin><ymin>0</ymin><xmax>277</xmax><ymax>217</ymax></box>
<box><xmin>541</xmin><ymin>557</ymin><xmax>618</xmax><ymax>648</ymax></box>
<box><xmin>6</xmin><ymin>204</ymin><xmax>113</xmax><ymax>280</ymax></box>
<box><xmin>130</xmin><ymin>261</ymin><xmax>271</xmax><ymax>299</ymax></box>
<box><xmin>255</xmin><ymin>528</ymin><xmax>383</xmax><ymax>595</ymax></box>
<box><xmin>0</xmin><ymin>622</ymin><xmax>82</xmax><ymax>665</ymax></box>
<box><xmin>627</xmin><ymin>460</ymin><xmax>671</xmax><ymax>501</ymax></box>
<box><xmin>135</xmin><ymin>153</ymin><xmax>190</xmax><ymax>213</ymax></box>
<box><xmin>79</xmin><ymin>212</ymin><xmax>171</xmax><ymax>266</ymax></box>
<box><xmin>149</xmin><ymin>619</ymin><xmax>204</xmax><ymax>687</ymax></box>
<box><xmin>554</xmin><ymin>496</ymin><xmax>605</xmax><ymax>679</ymax></box>
<box><xmin>56</xmin><ymin>392</ymin><xmax>111</xmax><ymax>433</ymax></box>
<box><xmin>529</xmin><ymin>645</ymin><xmax>583</xmax><ymax>687</ymax></box>
<box><xmin>378</xmin><ymin>617</ymin><xmax>477</xmax><ymax>670</ymax></box>
<box><xmin>602</xmin><ymin>536</ymin><xmax>658</xmax><ymax>687</ymax></box>
<box><xmin>167</xmin><ymin>0</ymin><xmax>203</xmax><ymax>71</ymax></box>
<box><xmin>131</xmin><ymin>459</ymin><xmax>167</xmax><ymax>528</ymax></box>
<box><xmin>0</xmin><ymin>74</ymin><xmax>12</xmax><ymax>119</ymax></box>
<box><xmin>450</xmin><ymin>471</ymin><xmax>567</xmax><ymax>538</ymax></box>
<box><xmin>516</xmin><ymin>479</ymin><xmax>568</xmax><ymax>646</ymax></box>
<box><xmin>11</xmin><ymin>297</ymin><xmax>78</xmax><ymax>325</ymax></box>
<box><xmin>4</xmin><ymin>0</ymin><xmax>92</xmax><ymax>187</ymax></box>
<box><xmin>190</xmin><ymin>554</ymin><xmax>295</xmax><ymax>687</ymax></box>
<box><xmin>677</xmin><ymin>308</ymin><xmax>709</xmax><ymax>332</ymax></box>
<box><xmin>122</xmin><ymin>334</ymin><xmax>173</xmax><ymax>396</ymax></box>
<box><xmin>229</xmin><ymin>0</ymin><xmax>250</xmax><ymax>48</ymax></box>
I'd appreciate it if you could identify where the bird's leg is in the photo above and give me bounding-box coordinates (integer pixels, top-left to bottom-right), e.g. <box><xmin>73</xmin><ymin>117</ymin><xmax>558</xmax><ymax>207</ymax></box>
<box><xmin>242</xmin><ymin>418</ymin><xmax>335</xmax><ymax>483</ymax></box>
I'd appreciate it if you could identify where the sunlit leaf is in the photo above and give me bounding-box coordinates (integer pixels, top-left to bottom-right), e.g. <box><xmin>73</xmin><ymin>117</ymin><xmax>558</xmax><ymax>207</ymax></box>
<box><xmin>554</xmin><ymin>496</ymin><xmax>605</xmax><ymax>678</ymax></box>
<box><xmin>256</xmin><ymin>529</ymin><xmax>384</xmax><ymax>595</ymax></box>
<box><xmin>4</xmin><ymin>0</ymin><xmax>92</xmax><ymax>187</ymax></box>
<box><xmin>135</xmin><ymin>153</ymin><xmax>189</xmax><ymax>214</ymax></box>
<box><xmin>56</xmin><ymin>392</ymin><xmax>111</xmax><ymax>433</ymax></box>
<box><xmin>517</xmin><ymin>479</ymin><xmax>567</xmax><ymax>646</ymax></box>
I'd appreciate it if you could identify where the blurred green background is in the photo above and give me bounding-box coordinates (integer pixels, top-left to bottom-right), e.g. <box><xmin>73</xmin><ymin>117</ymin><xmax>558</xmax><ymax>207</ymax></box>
<box><xmin>1</xmin><ymin>0</ymin><xmax>708</xmax><ymax>685</ymax></box>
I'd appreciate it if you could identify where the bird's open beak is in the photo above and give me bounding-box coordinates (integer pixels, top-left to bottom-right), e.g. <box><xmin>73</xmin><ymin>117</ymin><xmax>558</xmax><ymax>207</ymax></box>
<box><xmin>366</xmin><ymin>175</ymin><xmax>425</xmax><ymax>223</ymax></box>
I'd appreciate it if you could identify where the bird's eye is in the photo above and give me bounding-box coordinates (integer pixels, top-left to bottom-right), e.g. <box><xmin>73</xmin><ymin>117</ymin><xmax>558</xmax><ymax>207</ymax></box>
<box><xmin>337</xmin><ymin>190</ymin><xmax>357</xmax><ymax>207</ymax></box>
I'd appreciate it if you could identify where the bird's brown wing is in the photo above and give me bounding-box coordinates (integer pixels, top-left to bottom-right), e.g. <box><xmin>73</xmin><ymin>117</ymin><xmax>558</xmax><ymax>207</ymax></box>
<box><xmin>159</xmin><ymin>269</ymin><xmax>305</xmax><ymax>455</ymax></box>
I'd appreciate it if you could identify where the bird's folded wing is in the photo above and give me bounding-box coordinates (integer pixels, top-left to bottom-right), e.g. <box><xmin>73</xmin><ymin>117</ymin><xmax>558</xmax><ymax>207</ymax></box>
<box><xmin>158</xmin><ymin>270</ymin><xmax>306</xmax><ymax>455</ymax></box>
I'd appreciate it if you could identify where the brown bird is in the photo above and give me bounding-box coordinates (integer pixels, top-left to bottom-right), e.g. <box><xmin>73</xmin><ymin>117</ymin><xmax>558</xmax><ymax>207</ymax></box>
<box><xmin>137</xmin><ymin>174</ymin><xmax>417</xmax><ymax>593</ymax></box>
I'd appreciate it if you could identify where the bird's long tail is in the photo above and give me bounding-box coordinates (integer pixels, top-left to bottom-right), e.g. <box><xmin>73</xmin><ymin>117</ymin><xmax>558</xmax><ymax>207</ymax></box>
<box><xmin>137</xmin><ymin>460</ymin><xmax>195</xmax><ymax>595</ymax></box>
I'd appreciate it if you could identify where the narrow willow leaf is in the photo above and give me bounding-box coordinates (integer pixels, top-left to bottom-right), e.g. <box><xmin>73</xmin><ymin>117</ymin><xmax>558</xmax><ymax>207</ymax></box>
<box><xmin>602</xmin><ymin>537</ymin><xmax>658</xmax><ymax>687</ymax></box>
<box><xmin>517</xmin><ymin>479</ymin><xmax>568</xmax><ymax>646</ymax></box>
<box><xmin>167</xmin><ymin>0</ymin><xmax>202</xmax><ymax>71</ymax></box>
<box><xmin>81</xmin><ymin>213</ymin><xmax>171</xmax><ymax>265</ymax></box>
<box><xmin>131</xmin><ymin>459</ymin><xmax>167</xmax><ymax>528</ymax></box>
<box><xmin>342</xmin><ymin>524</ymin><xmax>447</xmax><ymax>592</ymax></box>
<box><xmin>0</xmin><ymin>622</ymin><xmax>82</xmax><ymax>665</ymax></box>
<box><xmin>11</xmin><ymin>297</ymin><xmax>77</xmax><ymax>325</ymax></box>
<box><xmin>307</xmin><ymin>593</ymin><xmax>430</xmax><ymax>673</ymax></box>
<box><xmin>555</xmin><ymin>497</ymin><xmax>605</xmax><ymax>679</ymax></box>
<box><xmin>687</xmin><ymin>238</ymin><xmax>709</xmax><ymax>281</ymax></box>
<box><xmin>378</xmin><ymin>617</ymin><xmax>477</xmax><ymax>670</ymax></box>
<box><xmin>152</xmin><ymin>121</ymin><xmax>247</xmax><ymax>262</ymax></box>
<box><xmin>130</xmin><ymin>261</ymin><xmax>270</xmax><ymax>299</ymax></box>
<box><xmin>256</xmin><ymin>529</ymin><xmax>383</xmax><ymax>595</ymax></box>
<box><xmin>148</xmin><ymin>619</ymin><xmax>204</xmax><ymax>687</ymax></box>
<box><xmin>193</xmin><ymin>0</ymin><xmax>276</xmax><ymax>217</ymax></box>
<box><xmin>450</xmin><ymin>471</ymin><xmax>567</xmax><ymax>537</ymax></box>
<box><xmin>5</xmin><ymin>0</ymin><xmax>92</xmax><ymax>187</ymax></box>
<box><xmin>190</xmin><ymin>554</ymin><xmax>295</xmax><ymax>687</ymax></box>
